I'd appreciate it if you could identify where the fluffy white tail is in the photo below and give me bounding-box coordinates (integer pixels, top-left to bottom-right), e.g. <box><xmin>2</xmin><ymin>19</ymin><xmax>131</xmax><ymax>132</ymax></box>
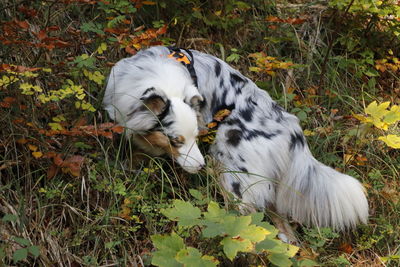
<box><xmin>276</xmin><ymin>148</ymin><xmax>369</xmax><ymax>230</ymax></box>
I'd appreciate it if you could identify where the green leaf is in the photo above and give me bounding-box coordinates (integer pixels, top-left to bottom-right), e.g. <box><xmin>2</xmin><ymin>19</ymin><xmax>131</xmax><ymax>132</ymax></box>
<box><xmin>152</xmin><ymin>250</ymin><xmax>182</xmax><ymax>267</ymax></box>
<box><xmin>161</xmin><ymin>200</ymin><xmax>201</xmax><ymax>227</ymax></box>
<box><xmin>383</xmin><ymin>105</ymin><xmax>400</xmax><ymax>124</ymax></box>
<box><xmin>12</xmin><ymin>237</ymin><xmax>31</xmax><ymax>247</ymax></box>
<box><xmin>151</xmin><ymin>233</ymin><xmax>185</xmax><ymax>267</ymax></box>
<box><xmin>296</xmin><ymin>110</ymin><xmax>307</xmax><ymax>121</ymax></box>
<box><xmin>81</xmin><ymin>22</ymin><xmax>105</xmax><ymax>35</ymax></box>
<box><xmin>256</xmin><ymin>238</ymin><xmax>287</xmax><ymax>254</ymax></box>
<box><xmin>364</xmin><ymin>68</ymin><xmax>379</xmax><ymax>77</ymax></box>
<box><xmin>297</xmin><ymin>258</ymin><xmax>320</xmax><ymax>266</ymax></box>
<box><xmin>0</xmin><ymin>247</ymin><xmax>6</xmax><ymax>260</ymax></box>
<box><xmin>226</xmin><ymin>53</ymin><xmax>240</xmax><ymax>63</ymax></box>
<box><xmin>2</xmin><ymin>214</ymin><xmax>17</xmax><ymax>222</ymax></box>
<box><xmin>105</xmin><ymin>241</ymin><xmax>121</xmax><ymax>249</ymax></box>
<box><xmin>74</xmin><ymin>142</ymin><xmax>93</xmax><ymax>149</ymax></box>
<box><xmin>222</xmin><ymin>215</ymin><xmax>251</xmax><ymax>236</ymax></box>
<box><xmin>257</xmin><ymin>221</ymin><xmax>279</xmax><ymax>238</ymax></box>
<box><xmin>175</xmin><ymin>247</ymin><xmax>218</xmax><ymax>267</ymax></box>
<box><xmin>48</xmin><ymin>122</ymin><xmax>64</xmax><ymax>131</ymax></box>
<box><xmin>268</xmin><ymin>253</ymin><xmax>293</xmax><ymax>267</ymax></box>
<box><xmin>240</xmin><ymin>224</ymin><xmax>269</xmax><ymax>242</ymax></box>
<box><xmin>13</xmin><ymin>248</ymin><xmax>28</xmax><ymax>263</ymax></box>
<box><xmin>203</xmin><ymin>201</ymin><xmax>227</xmax><ymax>222</ymax></box>
<box><xmin>189</xmin><ymin>189</ymin><xmax>204</xmax><ymax>201</ymax></box>
<box><xmin>250</xmin><ymin>212</ymin><xmax>264</xmax><ymax>225</ymax></box>
<box><xmin>28</xmin><ymin>246</ymin><xmax>40</xmax><ymax>258</ymax></box>
<box><xmin>152</xmin><ymin>233</ymin><xmax>185</xmax><ymax>252</ymax></box>
<box><xmin>220</xmin><ymin>237</ymin><xmax>253</xmax><ymax>260</ymax></box>
<box><xmin>202</xmin><ymin>221</ymin><xmax>225</xmax><ymax>238</ymax></box>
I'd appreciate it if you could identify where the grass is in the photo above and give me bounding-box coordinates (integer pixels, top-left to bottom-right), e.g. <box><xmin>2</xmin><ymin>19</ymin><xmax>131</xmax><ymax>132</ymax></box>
<box><xmin>1</xmin><ymin>0</ymin><xmax>400</xmax><ymax>266</ymax></box>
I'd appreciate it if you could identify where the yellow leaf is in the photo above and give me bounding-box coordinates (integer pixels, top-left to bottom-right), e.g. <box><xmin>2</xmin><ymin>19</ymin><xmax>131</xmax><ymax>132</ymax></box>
<box><xmin>303</xmin><ymin>129</ymin><xmax>315</xmax><ymax>136</ymax></box>
<box><xmin>48</xmin><ymin>122</ymin><xmax>64</xmax><ymax>131</ymax></box>
<box><xmin>28</xmin><ymin>144</ymin><xmax>38</xmax><ymax>151</ymax></box>
<box><xmin>32</xmin><ymin>151</ymin><xmax>43</xmax><ymax>158</ymax></box>
<box><xmin>371</xmin><ymin>118</ymin><xmax>389</xmax><ymax>130</ymax></box>
<box><xmin>383</xmin><ymin>105</ymin><xmax>400</xmax><ymax>124</ymax></box>
<box><xmin>285</xmin><ymin>244</ymin><xmax>300</xmax><ymax>257</ymax></box>
<box><xmin>249</xmin><ymin>66</ymin><xmax>261</xmax><ymax>72</ymax></box>
<box><xmin>365</xmin><ymin>101</ymin><xmax>390</xmax><ymax>119</ymax></box>
<box><xmin>52</xmin><ymin>115</ymin><xmax>66</xmax><ymax>122</ymax></box>
<box><xmin>353</xmin><ymin>113</ymin><xmax>371</xmax><ymax>123</ymax></box>
<box><xmin>344</xmin><ymin>153</ymin><xmax>354</xmax><ymax>164</ymax></box>
<box><xmin>96</xmin><ymin>42</ymin><xmax>107</xmax><ymax>54</ymax></box>
<box><xmin>378</xmin><ymin>135</ymin><xmax>400</xmax><ymax>149</ymax></box>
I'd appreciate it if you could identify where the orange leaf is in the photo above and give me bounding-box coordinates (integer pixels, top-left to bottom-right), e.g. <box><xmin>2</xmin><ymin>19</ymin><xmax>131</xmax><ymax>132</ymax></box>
<box><xmin>28</xmin><ymin>144</ymin><xmax>38</xmax><ymax>151</ymax></box>
<box><xmin>44</xmin><ymin>151</ymin><xmax>57</xmax><ymax>158</ymax></box>
<box><xmin>111</xmin><ymin>125</ymin><xmax>124</xmax><ymax>134</ymax></box>
<box><xmin>101</xmin><ymin>131</ymin><xmax>113</xmax><ymax>139</ymax></box>
<box><xmin>3</xmin><ymin>97</ymin><xmax>17</xmax><ymax>103</ymax></box>
<box><xmin>61</xmin><ymin>155</ymin><xmax>85</xmax><ymax>177</ymax></box>
<box><xmin>53</xmin><ymin>154</ymin><xmax>64</xmax><ymax>166</ymax></box>
<box><xmin>47</xmin><ymin>164</ymin><xmax>59</xmax><ymax>179</ymax></box>
<box><xmin>338</xmin><ymin>243</ymin><xmax>353</xmax><ymax>254</ymax></box>
<box><xmin>17</xmin><ymin>138</ymin><xmax>28</xmax><ymax>144</ymax></box>
<box><xmin>15</xmin><ymin>20</ymin><xmax>30</xmax><ymax>29</ymax></box>
<box><xmin>36</xmin><ymin>29</ymin><xmax>47</xmax><ymax>41</ymax></box>
<box><xmin>142</xmin><ymin>1</ymin><xmax>156</xmax><ymax>5</ymax></box>
<box><xmin>213</xmin><ymin>109</ymin><xmax>231</xmax><ymax>122</ymax></box>
<box><xmin>199</xmin><ymin>129</ymin><xmax>209</xmax><ymax>136</ymax></box>
<box><xmin>125</xmin><ymin>45</ymin><xmax>137</xmax><ymax>55</ymax></box>
<box><xmin>32</xmin><ymin>151</ymin><xmax>43</xmax><ymax>158</ymax></box>
<box><xmin>74</xmin><ymin>117</ymin><xmax>88</xmax><ymax>127</ymax></box>
<box><xmin>207</xmin><ymin>122</ymin><xmax>218</xmax><ymax>129</ymax></box>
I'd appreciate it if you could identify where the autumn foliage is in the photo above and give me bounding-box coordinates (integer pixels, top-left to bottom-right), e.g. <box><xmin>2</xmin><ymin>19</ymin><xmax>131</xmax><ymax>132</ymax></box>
<box><xmin>1</xmin><ymin>0</ymin><xmax>400</xmax><ymax>266</ymax></box>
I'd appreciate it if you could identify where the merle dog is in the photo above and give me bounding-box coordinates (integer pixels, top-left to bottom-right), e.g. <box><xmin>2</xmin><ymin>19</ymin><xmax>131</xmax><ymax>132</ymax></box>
<box><xmin>103</xmin><ymin>46</ymin><xmax>368</xmax><ymax>242</ymax></box>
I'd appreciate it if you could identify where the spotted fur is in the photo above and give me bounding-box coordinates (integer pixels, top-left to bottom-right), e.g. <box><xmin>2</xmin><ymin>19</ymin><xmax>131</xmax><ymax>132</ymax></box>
<box><xmin>104</xmin><ymin>46</ymin><xmax>369</xmax><ymax>238</ymax></box>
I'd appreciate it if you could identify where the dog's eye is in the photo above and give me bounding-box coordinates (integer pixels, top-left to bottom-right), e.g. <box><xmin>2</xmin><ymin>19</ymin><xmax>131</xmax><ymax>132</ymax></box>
<box><xmin>169</xmin><ymin>135</ymin><xmax>185</xmax><ymax>147</ymax></box>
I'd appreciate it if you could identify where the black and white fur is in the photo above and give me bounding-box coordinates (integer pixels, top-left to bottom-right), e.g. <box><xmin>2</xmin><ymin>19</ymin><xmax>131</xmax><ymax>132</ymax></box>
<box><xmin>104</xmin><ymin>54</ymin><xmax>205</xmax><ymax>173</ymax></box>
<box><xmin>104</xmin><ymin>46</ymin><xmax>368</xmax><ymax>240</ymax></box>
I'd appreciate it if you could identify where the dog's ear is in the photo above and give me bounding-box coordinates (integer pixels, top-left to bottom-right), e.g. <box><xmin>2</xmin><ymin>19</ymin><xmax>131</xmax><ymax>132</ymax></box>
<box><xmin>189</xmin><ymin>94</ymin><xmax>205</xmax><ymax>112</ymax></box>
<box><xmin>184</xmin><ymin>85</ymin><xmax>205</xmax><ymax>112</ymax></box>
<box><xmin>140</xmin><ymin>87</ymin><xmax>169</xmax><ymax>116</ymax></box>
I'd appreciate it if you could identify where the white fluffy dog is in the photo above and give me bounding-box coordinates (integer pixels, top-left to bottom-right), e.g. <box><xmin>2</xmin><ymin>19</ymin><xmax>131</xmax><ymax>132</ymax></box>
<box><xmin>103</xmin><ymin>46</ymin><xmax>368</xmax><ymax>241</ymax></box>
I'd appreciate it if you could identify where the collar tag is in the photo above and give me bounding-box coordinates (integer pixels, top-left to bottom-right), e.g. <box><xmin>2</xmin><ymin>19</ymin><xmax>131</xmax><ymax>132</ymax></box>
<box><xmin>167</xmin><ymin>51</ymin><xmax>191</xmax><ymax>65</ymax></box>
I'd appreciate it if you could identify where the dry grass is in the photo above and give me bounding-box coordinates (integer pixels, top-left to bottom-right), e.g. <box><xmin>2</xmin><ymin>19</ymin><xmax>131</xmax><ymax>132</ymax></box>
<box><xmin>1</xmin><ymin>0</ymin><xmax>399</xmax><ymax>266</ymax></box>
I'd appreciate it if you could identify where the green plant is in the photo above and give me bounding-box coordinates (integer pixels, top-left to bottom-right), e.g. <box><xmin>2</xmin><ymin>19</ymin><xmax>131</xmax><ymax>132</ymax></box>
<box><xmin>1</xmin><ymin>214</ymin><xmax>40</xmax><ymax>263</ymax></box>
<box><xmin>354</xmin><ymin>101</ymin><xmax>400</xmax><ymax>149</ymax></box>
<box><xmin>151</xmin><ymin>197</ymin><xmax>314</xmax><ymax>266</ymax></box>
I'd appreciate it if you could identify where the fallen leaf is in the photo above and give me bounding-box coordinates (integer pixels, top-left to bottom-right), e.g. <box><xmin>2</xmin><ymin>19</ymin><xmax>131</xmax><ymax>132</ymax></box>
<box><xmin>32</xmin><ymin>151</ymin><xmax>43</xmax><ymax>158</ymax></box>
<box><xmin>28</xmin><ymin>144</ymin><xmax>38</xmax><ymax>151</ymax></box>
<box><xmin>213</xmin><ymin>109</ymin><xmax>231</xmax><ymax>122</ymax></box>
<box><xmin>338</xmin><ymin>242</ymin><xmax>353</xmax><ymax>254</ymax></box>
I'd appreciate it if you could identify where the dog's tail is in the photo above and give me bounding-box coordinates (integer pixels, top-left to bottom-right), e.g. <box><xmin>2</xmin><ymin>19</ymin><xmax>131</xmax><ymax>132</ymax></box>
<box><xmin>275</xmin><ymin>145</ymin><xmax>368</xmax><ymax>230</ymax></box>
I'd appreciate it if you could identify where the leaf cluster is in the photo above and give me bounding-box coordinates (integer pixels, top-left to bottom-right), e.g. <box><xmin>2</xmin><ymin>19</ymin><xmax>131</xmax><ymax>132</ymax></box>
<box><xmin>151</xmin><ymin>198</ymin><xmax>314</xmax><ymax>266</ymax></box>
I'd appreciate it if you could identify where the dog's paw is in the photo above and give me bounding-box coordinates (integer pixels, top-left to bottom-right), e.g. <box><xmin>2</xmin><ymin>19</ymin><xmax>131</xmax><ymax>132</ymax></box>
<box><xmin>278</xmin><ymin>232</ymin><xmax>299</xmax><ymax>246</ymax></box>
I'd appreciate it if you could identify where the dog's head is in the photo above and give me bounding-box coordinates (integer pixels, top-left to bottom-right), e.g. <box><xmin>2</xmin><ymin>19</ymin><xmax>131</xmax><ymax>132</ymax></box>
<box><xmin>136</xmin><ymin>88</ymin><xmax>205</xmax><ymax>173</ymax></box>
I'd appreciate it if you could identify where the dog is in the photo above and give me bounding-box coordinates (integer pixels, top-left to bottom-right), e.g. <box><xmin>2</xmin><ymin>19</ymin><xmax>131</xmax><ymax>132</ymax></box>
<box><xmin>103</xmin><ymin>46</ymin><xmax>368</xmax><ymax>242</ymax></box>
<box><xmin>103</xmin><ymin>52</ymin><xmax>205</xmax><ymax>173</ymax></box>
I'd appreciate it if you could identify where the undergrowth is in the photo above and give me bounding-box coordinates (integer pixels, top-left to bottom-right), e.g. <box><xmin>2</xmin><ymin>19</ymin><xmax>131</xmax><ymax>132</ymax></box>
<box><xmin>1</xmin><ymin>0</ymin><xmax>399</xmax><ymax>266</ymax></box>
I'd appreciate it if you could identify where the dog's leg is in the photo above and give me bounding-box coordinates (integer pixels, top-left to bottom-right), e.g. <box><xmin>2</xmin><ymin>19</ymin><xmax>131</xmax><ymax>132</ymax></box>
<box><xmin>270</xmin><ymin>213</ymin><xmax>298</xmax><ymax>245</ymax></box>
